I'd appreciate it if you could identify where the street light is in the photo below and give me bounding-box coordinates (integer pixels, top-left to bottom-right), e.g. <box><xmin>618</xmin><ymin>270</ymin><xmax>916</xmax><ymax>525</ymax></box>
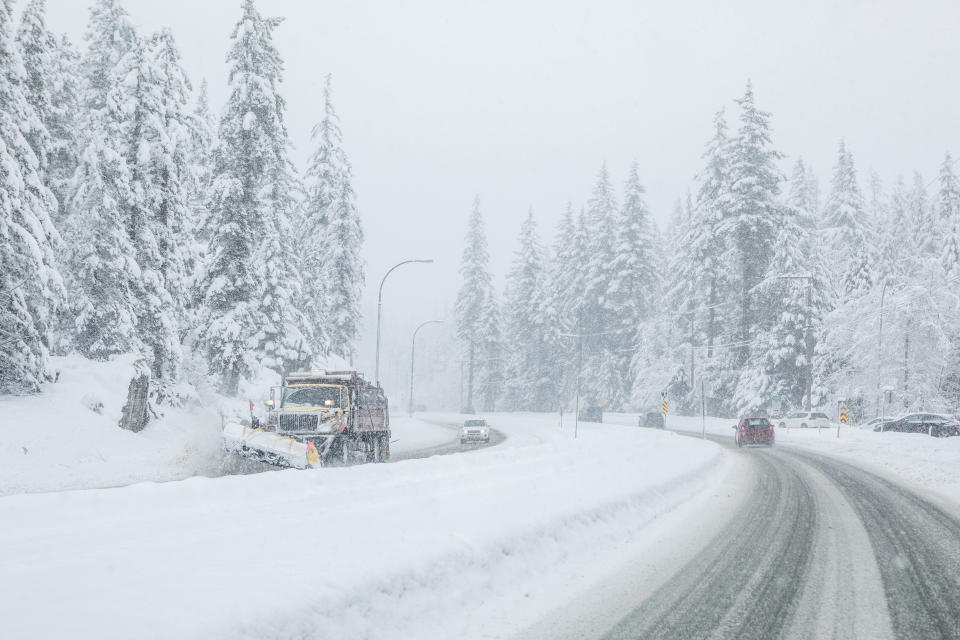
<box><xmin>409</xmin><ymin>320</ymin><xmax>443</xmax><ymax>414</ymax></box>
<box><xmin>375</xmin><ymin>259</ymin><xmax>434</xmax><ymax>387</ymax></box>
<box><xmin>777</xmin><ymin>274</ymin><xmax>814</xmax><ymax>411</ymax></box>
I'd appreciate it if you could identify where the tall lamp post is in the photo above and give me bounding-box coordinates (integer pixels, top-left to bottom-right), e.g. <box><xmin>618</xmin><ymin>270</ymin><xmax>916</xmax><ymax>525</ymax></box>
<box><xmin>777</xmin><ymin>274</ymin><xmax>814</xmax><ymax>411</ymax></box>
<box><xmin>375</xmin><ymin>259</ymin><xmax>434</xmax><ymax>388</ymax></box>
<box><xmin>409</xmin><ymin>320</ymin><xmax>443</xmax><ymax>414</ymax></box>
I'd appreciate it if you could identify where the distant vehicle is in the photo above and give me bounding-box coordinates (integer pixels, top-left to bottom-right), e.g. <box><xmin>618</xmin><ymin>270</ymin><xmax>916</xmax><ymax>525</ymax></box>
<box><xmin>735</xmin><ymin>416</ymin><xmax>775</xmax><ymax>447</ymax></box>
<box><xmin>777</xmin><ymin>411</ymin><xmax>831</xmax><ymax>429</ymax></box>
<box><xmin>578</xmin><ymin>404</ymin><xmax>603</xmax><ymax>423</ymax></box>
<box><xmin>865</xmin><ymin>416</ymin><xmax>895</xmax><ymax>431</ymax></box>
<box><xmin>879</xmin><ymin>413</ymin><xmax>960</xmax><ymax>438</ymax></box>
<box><xmin>460</xmin><ymin>418</ymin><xmax>490</xmax><ymax>444</ymax></box>
<box><xmin>640</xmin><ymin>412</ymin><xmax>665</xmax><ymax>429</ymax></box>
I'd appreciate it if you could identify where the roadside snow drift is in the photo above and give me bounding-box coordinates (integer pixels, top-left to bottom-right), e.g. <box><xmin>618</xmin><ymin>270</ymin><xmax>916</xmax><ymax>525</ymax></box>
<box><xmin>0</xmin><ymin>413</ymin><xmax>724</xmax><ymax>640</ymax></box>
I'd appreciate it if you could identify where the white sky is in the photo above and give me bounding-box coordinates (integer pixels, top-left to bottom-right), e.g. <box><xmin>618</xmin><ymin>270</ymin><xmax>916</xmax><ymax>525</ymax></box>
<box><xmin>45</xmin><ymin>0</ymin><xmax>960</xmax><ymax>386</ymax></box>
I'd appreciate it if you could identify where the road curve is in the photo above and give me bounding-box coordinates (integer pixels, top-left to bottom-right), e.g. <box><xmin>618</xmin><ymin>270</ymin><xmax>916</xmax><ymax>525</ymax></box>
<box><xmin>392</xmin><ymin>419</ymin><xmax>506</xmax><ymax>461</ymax></box>
<box><xmin>599</xmin><ymin>436</ymin><xmax>960</xmax><ymax>640</ymax></box>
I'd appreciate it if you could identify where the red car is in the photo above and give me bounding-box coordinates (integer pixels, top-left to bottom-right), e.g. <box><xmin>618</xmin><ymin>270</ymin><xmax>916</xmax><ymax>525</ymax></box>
<box><xmin>735</xmin><ymin>416</ymin><xmax>775</xmax><ymax>447</ymax></box>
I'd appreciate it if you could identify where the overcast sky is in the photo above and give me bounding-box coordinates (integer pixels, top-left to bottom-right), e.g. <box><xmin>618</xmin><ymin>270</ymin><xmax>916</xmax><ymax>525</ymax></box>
<box><xmin>46</xmin><ymin>0</ymin><xmax>960</xmax><ymax>382</ymax></box>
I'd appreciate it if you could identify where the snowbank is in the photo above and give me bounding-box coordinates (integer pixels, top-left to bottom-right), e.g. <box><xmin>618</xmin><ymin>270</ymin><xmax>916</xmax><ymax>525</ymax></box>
<box><xmin>0</xmin><ymin>412</ymin><xmax>725</xmax><ymax>640</ymax></box>
<box><xmin>0</xmin><ymin>355</ymin><xmax>225</xmax><ymax>495</ymax></box>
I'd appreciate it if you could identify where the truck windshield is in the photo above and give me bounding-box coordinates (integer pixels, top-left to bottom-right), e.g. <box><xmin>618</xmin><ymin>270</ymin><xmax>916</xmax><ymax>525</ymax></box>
<box><xmin>282</xmin><ymin>386</ymin><xmax>341</xmax><ymax>408</ymax></box>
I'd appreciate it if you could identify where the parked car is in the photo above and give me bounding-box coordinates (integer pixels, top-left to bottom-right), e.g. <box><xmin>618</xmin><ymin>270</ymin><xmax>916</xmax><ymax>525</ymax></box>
<box><xmin>460</xmin><ymin>418</ymin><xmax>490</xmax><ymax>444</ymax></box>
<box><xmin>578</xmin><ymin>404</ymin><xmax>603</xmax><ymax>423</ymax></box>
<box><xmin>879</xmin><ymin>413</ymin><xmax>960</xmax><ymax>437</ymax></box>
<box><xmin>640</xmin><ymin>412</ymin><xmax>665</xmax><ymax>429</ymax></box>
<box><xmin>776</xmin><ymin>411</ymin><xmax>831</xmax><ymax>429</ymax></box>
<box><xmin>734</xmin><ymin>416</ymin><xmax>775</xmax><ymax>447</ymax></box>
<box><xmin>864</xmin><ymin>416</ymin><xmax>895</xmax><ymax>431</ymax></box>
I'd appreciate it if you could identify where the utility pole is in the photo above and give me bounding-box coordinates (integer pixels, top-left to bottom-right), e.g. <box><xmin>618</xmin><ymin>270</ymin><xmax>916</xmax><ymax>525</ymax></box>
<box><xmin>877</xmin><ymin>280</ymin><xmax>887</xmax><ymax>416</ymax></box>
<box><xmin>574</xmin><ymin>329</ymin><xmax>582</xmax><ymax>440</ymax></box>
<box><xmin>700</xmin><ymin>377</ymin><xmax>706</xmax><ymax>439</ymax></box>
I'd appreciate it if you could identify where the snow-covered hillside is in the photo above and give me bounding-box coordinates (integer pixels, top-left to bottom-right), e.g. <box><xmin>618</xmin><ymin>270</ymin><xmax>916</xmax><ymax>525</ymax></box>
<box><xmin>0</xmin><ymin>355</ymin><xmax>454</xmax><ymax>496</ymax></box>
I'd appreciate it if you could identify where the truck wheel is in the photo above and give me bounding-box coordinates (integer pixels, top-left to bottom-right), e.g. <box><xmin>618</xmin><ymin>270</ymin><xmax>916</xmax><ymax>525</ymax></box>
<box><xmin>801</xmin><ymin>423</ymin><xmax>808</xmax><ymax>429</ymax></box>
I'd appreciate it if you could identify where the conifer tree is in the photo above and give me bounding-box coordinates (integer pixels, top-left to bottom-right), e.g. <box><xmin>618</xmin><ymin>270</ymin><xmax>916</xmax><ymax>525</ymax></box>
<box><xmin>64</xmin><ymin>0</ymin><xmax>140</xmax><ymax>360</ymax></box>
<box><xmin>15</xmin><ymin>0</ymin><xmax>54</xmax><ymax>177</ymax></box>
<box><xmin>546</xmin><ymin>203</ymin><xmax>579</xmax><ymax>403</ymax></box>
<box><xmin>720</xmin><ymin>82</ymin><xmax>784</xmax><ymax>367</ymax></box>
<box><xmin>303</xmin><ymin>76</ymin><xmax>363</xmax><ymax>361</ymax></box>
<box><xmin>46</xmin><ymin>34</ymin><xmax>81</xmax><ymax>224</ymax></box>
<box><xmin>821</xmin><ymin>140</ymin><xmax>872</xmax><ymax>299</ymax></box>
<box><xmin>502</xmin><ymin>209</ymin><xmax>551</xmax><ymax>410</ymax></box>
<box><xmin>195</xmin><ymin>0</ymin><xmax>302</xmax><ymax>392</ymax></box>
<box><xmin>607</xmin><ymin>161</ymin><xmax>659</xmax><ymax>405</ymax></box>
<box><xmin>477</xmin><ymin>288</ymin><xmax>503</xmax><ymax>411</ymax></box>
<box><xmin>455</xmin><ymin>196</ymin><xmax>493</xmax><ymax>411</ymax></box>
<box><xmin>937</xmin><ymin>153</ymin><xmax>960</xmax><ymax>278</ymax></box>
<box><xmin>0</xmin><ymin>0</ymin><xmax>62</xmax><ymax>393</ymax></box>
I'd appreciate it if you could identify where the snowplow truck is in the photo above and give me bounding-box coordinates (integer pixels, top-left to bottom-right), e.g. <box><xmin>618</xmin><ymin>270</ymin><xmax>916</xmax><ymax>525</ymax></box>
<box><xmin>222</xmin><ymin>371</ymin><xmax>390</xmax><ymax>468</ymax></box>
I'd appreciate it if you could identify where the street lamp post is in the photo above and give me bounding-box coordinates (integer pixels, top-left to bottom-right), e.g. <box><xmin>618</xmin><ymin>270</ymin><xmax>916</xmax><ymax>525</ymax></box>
<box><xmin>375</xmin><ymin>259</ymin><xmax>434</xmax><ymax>388</ymax></box>
<box><xmin>409</xmin><ymin>320</ymin><xmax>443</xmax><ymax>414</ymax></box>
<box><xmin>877</xmin><ymin>279</ymin><xmax>888</xmax><ymax>416</ymax></box>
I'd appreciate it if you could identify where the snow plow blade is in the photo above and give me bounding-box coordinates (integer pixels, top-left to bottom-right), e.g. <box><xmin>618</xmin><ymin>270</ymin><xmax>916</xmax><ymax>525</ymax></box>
<box><xmin>221</xmin><ymin>422</ymin><xmax>320</xmax><ymax>469</ymax></box>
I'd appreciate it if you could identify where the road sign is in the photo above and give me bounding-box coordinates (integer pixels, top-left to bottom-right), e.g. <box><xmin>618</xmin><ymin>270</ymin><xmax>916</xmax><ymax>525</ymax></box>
<box><xmin>662</xmin><ymin>400</ymin><xmax>669</xmax><ymax>416</ymax></box>
<box><xmin>771</xmin><ymin>395</ymin><xmax>782</xmax><ymax>414</ymax></box>
<box><xmin>840</xmin><ymin>403</ymin><xmax>850</xmax><ymax>424</ymax></box>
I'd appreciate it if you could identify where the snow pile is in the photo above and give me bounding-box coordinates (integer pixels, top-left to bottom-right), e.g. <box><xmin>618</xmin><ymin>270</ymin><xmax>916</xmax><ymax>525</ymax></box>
<box><xmin>0</xmin><ymin>355</ymin><xmax>226</xmax><ymax>495</ymax></box>
<box><xmin>0</xmin><ymin>413</ymin><xmax>725</xmax><ymax>640</ymax></box>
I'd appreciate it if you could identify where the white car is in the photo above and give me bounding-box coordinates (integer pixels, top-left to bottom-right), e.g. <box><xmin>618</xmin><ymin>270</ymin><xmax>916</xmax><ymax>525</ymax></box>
<box><xmin>776</xmin><ymin>411</ymin><xmax>831</xmax><ymax>429</ymax></box>
<box><xmin>460</xmin><ymin>418</ymin><xmax>490</xmax><ymax>444</ymax></box>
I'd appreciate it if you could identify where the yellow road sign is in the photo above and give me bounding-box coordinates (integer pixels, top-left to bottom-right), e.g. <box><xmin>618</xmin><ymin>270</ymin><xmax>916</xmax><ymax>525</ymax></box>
<box><xmin>840</xmin><ymin>403</ymin><xmax>850</xmax><ymax>424</ymax></box>
<box><xmin>662</xmin><ymin>401</ymin><xmax>669</xmax><ymax>415</ymax></box>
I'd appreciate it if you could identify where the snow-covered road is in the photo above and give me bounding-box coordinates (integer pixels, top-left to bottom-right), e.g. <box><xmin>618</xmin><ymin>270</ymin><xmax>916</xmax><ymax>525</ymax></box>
<box><xmin>0</xmin><ymin>413</ymin><xmax>727</xmax><ymax>640</ymax></box>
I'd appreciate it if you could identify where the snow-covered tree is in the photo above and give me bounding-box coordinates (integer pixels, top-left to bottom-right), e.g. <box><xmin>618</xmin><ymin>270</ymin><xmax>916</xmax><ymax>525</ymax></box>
<box><xmin>455</xmin><ymin>196</ymin><xmax>494</xmax><ymax>411</ymax></box>
<box><xmin>195</xmin><ymin>0</ymin><xmax>304</xmax><ymax>392</ymax></box>
<box><xmin>302</xmin><ymin>76</ymin><xmax>363</xmax><ymax>361</ymax></box>
<box><xmin>545</xmin><ymin>203</ymin><xmax>580</xmax><ymax>404</ymax></box>
<box><xmin>0</xmin><ymin>0</ymin><xmax>63</xmax><ymax>393</ymax></box>
<box><xmin>937</xmin><ymin>153</ymin><xmax>960</xmax><ymax>278</ymax></box>
<box><xmin>669</xmin><ymin>109</ymin><xmax>730</xmax><ymax>367</ymax></box>
<box><xmin>908</xmin><ymin>171</ymin><xmax>936</xmax><ymax>259</ymax></box>
<box><xmin>45</xmin><ymin>34</ymin><xmax>81</xmax><ymax>224</ymax></box>
<box><xmin>502</xmin><ymin>209</ymin><xmax>552</xmax><ymax>410</ymax></box>
<box><xmin>606</xmin><ymin>162</ymin><xmax>659</xmax><ymax>407</ymax></box>
<box><xmin>15</xmin><ymin>0</ymin><xmax>55</xmax><ymax>177</ymax></box>
<box><xmin>720</xmin><ymin>82</ymin><xmax>784</xmax><ymax>368</ymax></box>
<box><xmin>63</xmin><ymin>0</ymin><xmax>140</xmax><ymax>360</ymax></box>
<box><xmin>821</xmin><ymin>140</ymin><xmax>872</xmax><ymax>299</ymax></box>
<box><xmin>476</xmin><ymin>288</ymin><xmax>503</xmax><ymax>411</ymax></box>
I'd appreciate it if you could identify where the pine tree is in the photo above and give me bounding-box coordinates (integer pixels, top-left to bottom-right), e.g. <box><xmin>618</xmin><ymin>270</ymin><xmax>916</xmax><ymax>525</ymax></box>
<box><xmin>15</xmin><ymin>0</ymin><xmax>54</xmax><ymax>177</ymax></box>
<box><xmin>546</xmin><ymin>203</ymin><xmax>579</xmax><ymax>404</ymax></box>
<box><xmin>937</xmin><ymin>153</ymin><xmax>960</xmax><ymax>278</ymax></box>
<box><xmin>195</xmin><ymin>0</ymin><xmax>302</xmax><ymax>392</ymax></box>
<box><xmin>821</xmin><ymin>140</ymin><xmax>872</xmax><ymax>299</ymax></box>
<box><xmin>502</xmin><ymin>209</ymin><xmax>551</xmax><ymax>410</ymax></box>
<box><xmin>735</xmin><ymin>159</ymin><xmax>827</xmax><ymax>413</ymax></box>
<box><xmin>303</xmin><ymin>76</ymin><xmax>363</xmax><ymax>361</ymax></box>
<box><xmin>607</xmin><ymin>161</ymin><xmax>659</xmax><ymax>406</ymax></box>
<box><xmin>669</xmin><ymin>109</ymin><xmax>729</xmax><ymax>365</ymax></box>
<box><xmin>476</xmin><ymin>288</ymin><xmax>503</xmax><ymax>411</ymax></box>
<box><xmin>46</xmin><ymin>34</ymin><xmax>81</xmax><ymax>224</ymax></box>
<box><xmin>64</xmin><ymin>0</ymin><xmax>140</xmax><ymax>360</ymax></box>
<box><xmin>580</xmin><ymin>163</ymin><xmax>620</xmax><ymax>404</ymax></box>
<box><xmin>909</xmin><ymin>171</ymin><xmax>936</xmax><ymax>258</ymax></box>
<box><xmin>720</xmin><ymin>81</ymin><xmax>784</xmax><ymax>367</ymax></box>
<box><xmin>455</xmin><ymin>196</ymin><xmax>493</xmax><ymax>411</ymax></box>
<box><xmin>0</xmin><ymin>0</ymin><xmax>63</xmax><ymax>393</ymax></box>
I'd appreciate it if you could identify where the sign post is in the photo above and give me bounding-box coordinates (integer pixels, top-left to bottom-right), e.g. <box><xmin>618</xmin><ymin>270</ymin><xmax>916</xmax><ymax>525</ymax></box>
<box><xmin>661</xmin><ymin>392</ymin><xmax>669</xmax><ymax>430</ymax></box>
<box><xmin>838</xmin><ymin>401</ymin><xmax>849</xmax><ymax>438</ymax></box>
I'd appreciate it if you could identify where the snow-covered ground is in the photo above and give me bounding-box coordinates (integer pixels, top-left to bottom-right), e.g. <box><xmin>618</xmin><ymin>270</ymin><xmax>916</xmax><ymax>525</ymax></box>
<box><xmin>0</xmin><ymin>412</ymin><xmax>726</xmax><ymax>640</ymax></box>
<box><xmin>607</xmin><ymin>412</ymin><xmax>960</xmax><ymax>507</ymax></box>
<box><xmin>0</xmin><ymin>356</ymin><xmax>455</xmax><ymax>496</ymax></box>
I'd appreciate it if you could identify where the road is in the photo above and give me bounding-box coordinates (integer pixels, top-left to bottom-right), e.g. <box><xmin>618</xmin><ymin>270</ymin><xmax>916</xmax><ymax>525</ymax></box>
<box><xmin>594</xmin><ymin>435</ymin><xmax>960</xmax><ymax>640</ymax></box>
<box><xmin>520</xmin><ymin>429</ymin><xmax>960</xmax><ymax>640</ymax></box>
